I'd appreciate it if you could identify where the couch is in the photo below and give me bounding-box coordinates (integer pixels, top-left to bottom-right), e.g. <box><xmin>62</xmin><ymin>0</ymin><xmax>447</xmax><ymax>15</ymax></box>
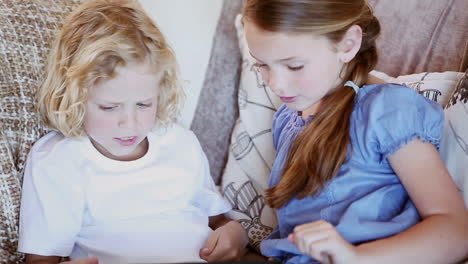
<box><xmin>1</xmin><ymin>0</ymin><xmax>467</xmax><ymax>263</ymax></box>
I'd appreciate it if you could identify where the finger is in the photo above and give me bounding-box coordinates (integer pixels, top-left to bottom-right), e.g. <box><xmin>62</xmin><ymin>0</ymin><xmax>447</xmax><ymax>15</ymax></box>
<box><xmin>320</xmin><ymin>252</ymin><xmax>333</xmax><ymax>264</ymax></box>
<box><xmin>199</xmin><ymin>232</ymin><xmax>219</xmax><ymax>260</ymax></box>
<box><xmin>88</xmin><ymin>257</ymin><xmax>99</xmax><ymax>264</ymax></box>
<box><xmin>205</xmin><ymin>235</ymin><xmax>246</xmax><ymax>262</ymax></box>
<box><xmin>294</xmin><ymin>222</ymin><xmax>336</xmax><ymax>253</ymax></box>
<box><xmin>305</xmin><ymin>236</ymin><xmax>335</xmax><ymax>263</ymax></box>
<box><xmin>202</xmin><ymin>240</ymin><xmax>233</xmax><ymax>262</ymax></box>
<box><xmin>294</xmin><ymin>220</ymin><xmax>333</xmax><ymax>233</ymax></box>
<box><xmin>61</xmin><ymin>257</ymin><xmax>99</xmax><ymax>264</ymax></box>
<box><xmin>294</xmin><ymin>229</ymin><xmax>331</xmax><ymax>254</ymax></box>
<box><xmin>307</xmin><ymin>234</ymin><xmax>352</xmax><ymax>264</ymax></box>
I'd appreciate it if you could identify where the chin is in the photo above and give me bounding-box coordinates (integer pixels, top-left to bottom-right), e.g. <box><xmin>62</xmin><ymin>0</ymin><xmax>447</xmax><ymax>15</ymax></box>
<box><xmin>106</xmin><ymin>147</ymin><xmax>136</xmax><ymax>158</ymax></box>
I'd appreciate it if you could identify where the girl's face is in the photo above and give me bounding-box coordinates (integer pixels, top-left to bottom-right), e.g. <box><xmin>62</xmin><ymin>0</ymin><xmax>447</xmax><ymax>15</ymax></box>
<box><xmin>84</xmin><ymin>61</ymin><xmax>161</xmax><ymax>161</ymax></box>
<box><xmin>244</xmin><ymin>21</ymin><xmax>344</xmax><ymax>117</ymax></box>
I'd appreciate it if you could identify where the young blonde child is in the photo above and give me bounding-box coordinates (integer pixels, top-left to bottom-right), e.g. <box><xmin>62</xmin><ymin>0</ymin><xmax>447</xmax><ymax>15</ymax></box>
<box><xmin>18</xmin><ymin>0</ymin><xmax>247</xmax><ymax>263</ymax></box>
<box><xmin>242</xmin><ymin>0</ymin><xmax>468</xmax><ymax>263</ymax></box>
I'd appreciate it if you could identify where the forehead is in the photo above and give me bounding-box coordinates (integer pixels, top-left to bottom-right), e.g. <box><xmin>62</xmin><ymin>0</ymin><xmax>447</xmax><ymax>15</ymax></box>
<box><xmin>89</xmin><ymin>61</ymin><xmax>162</xmax><ymax>101</ymax></box>
<box><xmin>243</xmin><ymin>20</ymin><xmax>334</xmax><ymax>62</ymax></box>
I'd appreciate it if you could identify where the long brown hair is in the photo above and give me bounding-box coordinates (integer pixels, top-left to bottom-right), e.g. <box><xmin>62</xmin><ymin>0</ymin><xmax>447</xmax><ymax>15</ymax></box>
<box><xmin>243</xmin><ymin>0</ymin><xmax>380</xmax><ymax>208</ymax></box>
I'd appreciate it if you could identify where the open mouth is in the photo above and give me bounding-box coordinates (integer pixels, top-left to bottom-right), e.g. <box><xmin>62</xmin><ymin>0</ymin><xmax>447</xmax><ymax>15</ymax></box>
<box><xmin>114</xmin><ymin>136</ymin><xmax>138</xmax><ymax>146</ymax></box>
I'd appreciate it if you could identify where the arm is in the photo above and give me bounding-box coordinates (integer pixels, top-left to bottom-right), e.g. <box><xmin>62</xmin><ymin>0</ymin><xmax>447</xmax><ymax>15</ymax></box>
<box><xmin>26</xmin><ymin>255</ymin><xmax>98</xmax><ymax>264</ymax></box>
<box><xmin>290</xmin><ymin>138</ymin><xmax>468</xmax><ymax>263</ymax></box>
<box><xmin>356</xmin><ymin>138</ymin><xmax>468</xmax><ymax>263</ymax></box>
<box><xmin>25</xmin><ymin>254</ymin><xmax>60</xmax><ymax>264</ymax></box>
<box><xmin>199</xmin><ymin>214</ymin><xmax>249</xmax><ymax>262</ymax></box>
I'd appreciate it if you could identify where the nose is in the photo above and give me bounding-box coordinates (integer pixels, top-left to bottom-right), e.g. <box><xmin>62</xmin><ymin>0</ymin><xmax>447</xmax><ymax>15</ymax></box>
<box><xmin>264</xmin><ymin>70</ymin><xmax>284</xmax><ymax>95</ymax></box>
<box><xmin>118</xmin><ymin>109</ymin><xmax>137</xmax><ymax>129</ymax></box>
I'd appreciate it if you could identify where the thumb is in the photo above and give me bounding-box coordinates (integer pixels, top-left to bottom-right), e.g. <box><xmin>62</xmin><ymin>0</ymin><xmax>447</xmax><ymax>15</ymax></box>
<box><xmin>199</xmin><ymin>232</ymin><xmax>219</xmax><ymax>258</ymax></box>
<box><xmin>61</xmin><ymin>257</ymin><xmax>99</xmax><ymax>264</ymax></box>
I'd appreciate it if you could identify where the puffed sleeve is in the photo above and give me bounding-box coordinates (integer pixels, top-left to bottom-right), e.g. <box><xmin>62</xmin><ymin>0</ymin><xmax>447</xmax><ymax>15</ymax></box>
<box><xmin>18</xmin><ymin>133</ymin><xmax>85</xmax><ymax>256</ymax></box>
<box><xmin>355</xmin><ymin>84</ymin><xmax>444</xmax><ymax>162</ymax></box>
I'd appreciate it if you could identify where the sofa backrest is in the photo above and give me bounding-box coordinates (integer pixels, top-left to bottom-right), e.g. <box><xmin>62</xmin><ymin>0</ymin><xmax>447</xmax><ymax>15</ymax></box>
<box><xmin>192</xmin><ymin>0</ymin><xmax>468</xmax><ymax>185</ymax></box>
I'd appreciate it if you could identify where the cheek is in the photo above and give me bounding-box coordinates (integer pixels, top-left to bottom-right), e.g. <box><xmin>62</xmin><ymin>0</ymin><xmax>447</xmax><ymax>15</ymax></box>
<box><xmin>140</xmin><ymin>110</ymin><xmax>157</xmax><ymax>126</ymax></box>
<box><xmin>84</xmin><ymin>113</ymin><xmax>116</xmax><ymax>133</ymax></box>
<box><xmin>296</xmin><ymin>73</ymin><xmax>319</xmax><ymax>92</ymax></box>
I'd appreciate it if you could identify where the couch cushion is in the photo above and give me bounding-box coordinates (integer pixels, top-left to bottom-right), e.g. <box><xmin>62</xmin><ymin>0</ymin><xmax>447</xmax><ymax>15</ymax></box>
<box><xmin>368</xmin><ymin>0</ymin><xmax>468</xmax><ymax>76</ymax></box>
<box><xmin>191</xmin><ymin>0</ymin><xmax>468</xmax><ymax>186</ymax></box>
<box><xmin>370</xmin><ymin>71</ymin><xmax>464</xmax><ymax>107</ymax></box>
<box><xmin>440</xmin><ymin>69</ymin><xmax>468</xmax><ymax>207</ymax></box>
<box><xmin>190</xmin><ymin>0</ymin><xmax>244</xmax><ymax>184</ymax></box>
<box><xmin>0</xmin><ymin>1</ymin><xmax>79</xmax><ymax>262</ymax></box>
<box><xmin>221</xmin><ymin>15</ymin><xmax>281</xmax><ymax>251</ymax></box>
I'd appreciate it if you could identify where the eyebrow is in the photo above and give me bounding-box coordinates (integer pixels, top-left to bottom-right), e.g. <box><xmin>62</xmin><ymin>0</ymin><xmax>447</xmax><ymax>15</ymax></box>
<box><xmin>249</xmin><ymin>51</ymin><xmax>299</xmax><ymax>63</ymax></box>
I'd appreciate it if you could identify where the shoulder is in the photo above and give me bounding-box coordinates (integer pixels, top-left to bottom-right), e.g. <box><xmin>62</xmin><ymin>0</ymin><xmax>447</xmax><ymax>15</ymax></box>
<box><xmin>355</xmin><ymin>83</ymin><xmax>443</xmax><ymax>121</ymax></box>
<box><xmin>30</xmin><ymin>131</ymin><xmax>87</xmax><ymax>161</ymax></box>
<box><xmin>25</xmin><ymin>132</ymin><xmax>89</xmax><ymax>186</ymax></box>
<box><xmin>150</xmin><ymin>123</ymin><xmax>199</xmax><ymax>146</ymax></box>
<box><xmin>149</xmin><ymin>123</ymin><xmax>205</xmax><ymax>156</ymax></box>
<box><xmin>352</xmin><ymin>83</ymin><xmax>444</xmax><ymax>157</ymax></box>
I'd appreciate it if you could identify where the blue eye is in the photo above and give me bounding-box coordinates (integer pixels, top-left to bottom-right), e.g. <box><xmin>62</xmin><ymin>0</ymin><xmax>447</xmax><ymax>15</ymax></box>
<box><xmin>288</xmin><ymin>65</ymin><xmax>304</xmax><ymax>71</ymax></box>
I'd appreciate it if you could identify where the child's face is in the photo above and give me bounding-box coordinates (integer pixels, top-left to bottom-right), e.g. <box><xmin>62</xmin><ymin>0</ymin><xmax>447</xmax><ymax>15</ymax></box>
<box><xmin>83</xmin><ymin>61</ymin><xmax>161</xmax><ymax>161</ymax></box>
<box><xmin>244</xmin><ymin>21</ymin><xmax>344</xmax><ymax>116</ymax></box>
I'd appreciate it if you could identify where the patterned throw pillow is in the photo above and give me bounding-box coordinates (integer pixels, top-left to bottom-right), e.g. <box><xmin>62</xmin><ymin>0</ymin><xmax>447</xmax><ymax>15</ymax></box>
<box><xmin>221</xmin><ymin>15</ymin><xmax>281</xmax><ymax>251</ymax></box>
<box><xmin>440</xmin><ymin>70</ymin><xmax>468</xmax><ymax>207</ymax></box>
<box><xmin>223</xmin><ymin>13</ymin><xmax>466</xmax><ymax>252</ymax></box>
<box><xmin>371</xmin><ymin>70</ymin><xmax>463</xmax><ymax>107</ymax></box>
<box><xmin>0</xmin><ymin>1</ymin><xmax>79</xmax><ymax>263</ymax></box>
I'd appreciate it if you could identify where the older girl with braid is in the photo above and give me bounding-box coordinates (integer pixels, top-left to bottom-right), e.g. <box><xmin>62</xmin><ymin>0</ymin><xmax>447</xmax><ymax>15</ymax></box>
<box><xmin>242</xmin><ymin>0</ymin><xmax>468</xmax><ymax>263</ymax></box>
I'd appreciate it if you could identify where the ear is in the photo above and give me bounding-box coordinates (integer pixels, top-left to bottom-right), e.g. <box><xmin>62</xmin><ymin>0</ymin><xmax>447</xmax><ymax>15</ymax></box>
<box><xmin>337</xmin><ymin>25</ymin><xmax>362</xmax><ymax>63</ymax></box>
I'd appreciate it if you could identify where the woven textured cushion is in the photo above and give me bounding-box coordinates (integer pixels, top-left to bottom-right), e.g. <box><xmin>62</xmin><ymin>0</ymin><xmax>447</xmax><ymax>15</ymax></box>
<box><xmin>0</xmin><ymin>1</ymin><xmax>79</xmax><ymax>262</ymax></box>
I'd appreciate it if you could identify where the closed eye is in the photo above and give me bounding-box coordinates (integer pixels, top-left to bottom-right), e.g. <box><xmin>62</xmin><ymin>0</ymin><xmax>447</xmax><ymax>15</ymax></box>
<box><xmin>99</xmin><ymin>105</ymin><xmax>117</xmax><ymax>111</ymax></box>
<box><xmin>287</xmin><ymin>65</ymin><xmax>304</xmax><ymax>71</ymax></box>
<box><xmin>137</xmin><ymin>103</ymin><xmax>152</xmax><ymax>108</ymax></box>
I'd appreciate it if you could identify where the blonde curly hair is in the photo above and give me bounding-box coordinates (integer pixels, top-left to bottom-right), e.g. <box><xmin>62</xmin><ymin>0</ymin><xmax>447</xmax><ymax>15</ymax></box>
<box><xmin>38</xmin><ymin>0</ymin><xmax>184</xmax><ymax>137</ymax></box>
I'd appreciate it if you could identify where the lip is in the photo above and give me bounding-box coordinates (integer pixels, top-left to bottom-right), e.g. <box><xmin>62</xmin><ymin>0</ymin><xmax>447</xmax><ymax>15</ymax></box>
<box><xmin>114</xmin><ymin>136</ymin><xmax>138</xmax><ymax>147</ymax></box>
<box><xmin>280</xmin><ymin>96</ymin><xmax>297</xmax><ymax>103</ymax></box>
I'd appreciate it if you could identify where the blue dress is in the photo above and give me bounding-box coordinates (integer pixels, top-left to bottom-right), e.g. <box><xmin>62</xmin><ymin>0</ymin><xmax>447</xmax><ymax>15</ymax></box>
<box><xmin>260</xmin><ymin>83</ymin><xmax>444</xmax><ymax>263</ymax></box>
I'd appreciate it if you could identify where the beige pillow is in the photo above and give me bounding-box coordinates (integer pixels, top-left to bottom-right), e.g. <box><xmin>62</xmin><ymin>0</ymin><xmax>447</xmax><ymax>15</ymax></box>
<box><xmin>221</xmin><ymin>14</ymin><xmax>280</xmax><ymax>251</ymax></box>
<box><xmin>440</xmin><ymin>70</ymin><xmax>468</xmax><ymax>207</ymax></box>
<box><xmin>223</xmin><ymin>14</ymin><xmax>467</xmax><ymax>252</ymax></box>
<box><xmin>370</xmin><ymin>70</ymin><xmax>463</xmax><ymax>107</ymax></box>
<box><xmin>0</xmin><ymin>1</ymin><xmax>79</xmax><ymax>262</ymax></box>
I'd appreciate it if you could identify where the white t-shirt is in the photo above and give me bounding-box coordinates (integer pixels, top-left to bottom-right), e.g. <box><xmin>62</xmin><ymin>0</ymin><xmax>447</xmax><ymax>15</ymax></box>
<box><xmin>18</xmin><ymin>124</ymin><xmax>231</xmax><ymax>264</ymax></box>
